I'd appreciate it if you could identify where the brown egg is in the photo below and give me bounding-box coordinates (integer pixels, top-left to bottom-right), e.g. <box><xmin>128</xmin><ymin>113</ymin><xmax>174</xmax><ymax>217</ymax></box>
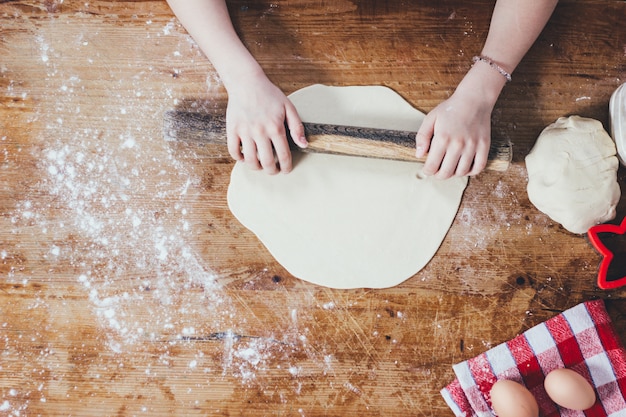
<box><xmin>490</xmin><ymin>379</ymin><xmax>539</xmax><ymax>417</ymax></box>
<box><xmin>544</xmin><ymin>368</ymin><xmax>596</xmax><ymax>410</ymax></box>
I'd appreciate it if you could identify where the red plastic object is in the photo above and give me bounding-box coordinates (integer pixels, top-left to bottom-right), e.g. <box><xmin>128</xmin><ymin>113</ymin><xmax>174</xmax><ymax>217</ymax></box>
<box><xmin>587</xmin><ymin>216</ymin><xmax>626</xmax><ymax>290</ymax></box>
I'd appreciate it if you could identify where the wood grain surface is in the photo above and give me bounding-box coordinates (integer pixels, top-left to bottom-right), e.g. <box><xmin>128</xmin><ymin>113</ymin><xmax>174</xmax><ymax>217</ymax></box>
<box><xmin>1</xmin><ymin>1</ymin><xmax>625</xmax><ymax>416</ymax></box>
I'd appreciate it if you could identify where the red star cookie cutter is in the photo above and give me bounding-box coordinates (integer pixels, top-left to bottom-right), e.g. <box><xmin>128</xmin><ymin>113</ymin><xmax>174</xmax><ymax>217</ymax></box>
<box><xmin>587</xmin><ymin>216</ymin><xmax>626</xmax><ymax>290</ymax></box>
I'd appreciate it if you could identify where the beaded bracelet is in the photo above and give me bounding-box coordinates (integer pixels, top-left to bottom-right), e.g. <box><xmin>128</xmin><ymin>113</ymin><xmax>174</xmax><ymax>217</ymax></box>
<box><xmin>472</xmin><ymin>55</ymin><xmax>512</xmax><ymax>83</ymax></box>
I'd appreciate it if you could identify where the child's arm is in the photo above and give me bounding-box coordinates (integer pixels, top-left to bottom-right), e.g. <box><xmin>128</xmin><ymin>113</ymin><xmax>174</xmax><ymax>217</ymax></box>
<box><xmin>415</xmin><ymin>0</ymin><xmax>559</xmax><ymax>179</ymax></box>
<box><xmin>166</xmin><ymin>0</ymin><xmax>307</xmax><ymax>174</ymax></box>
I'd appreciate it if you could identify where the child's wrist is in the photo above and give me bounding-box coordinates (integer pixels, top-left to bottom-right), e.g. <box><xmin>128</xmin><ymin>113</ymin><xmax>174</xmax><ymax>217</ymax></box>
<box><xmin>472</xmin><ymin>56</ymin><xmax>512</xmax><ymax>83</ymax></box>
<box><xmin>457</xmin><ymin>62</ymin><xmax>507</xmax><ymax>105</ymax></box>
<box><xmin>221</xmin><ymin>66</ymin><xmax>266</xmax><ymax>91</ymax></box>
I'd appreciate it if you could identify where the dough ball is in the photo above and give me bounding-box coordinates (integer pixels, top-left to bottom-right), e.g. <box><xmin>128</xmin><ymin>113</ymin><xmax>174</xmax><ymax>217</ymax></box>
<box><xmin>525</xmin><ymin>115</ymin><xmax>620</xmax><ymax>234</ymax></box>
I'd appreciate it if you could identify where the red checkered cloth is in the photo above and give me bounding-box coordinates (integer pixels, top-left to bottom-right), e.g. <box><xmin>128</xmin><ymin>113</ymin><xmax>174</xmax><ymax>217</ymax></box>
<box><xmin>441</xmin><ymin>300</ymin><xmax>626</xmax><ymax>417</ymax></box>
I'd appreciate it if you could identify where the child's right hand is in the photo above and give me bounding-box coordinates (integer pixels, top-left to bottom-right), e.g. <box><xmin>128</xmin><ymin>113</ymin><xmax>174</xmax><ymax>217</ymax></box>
<box><xmin>225</xmin><ymin>74</ymin><xmax>308</xmax><ymax>174</ymax></box>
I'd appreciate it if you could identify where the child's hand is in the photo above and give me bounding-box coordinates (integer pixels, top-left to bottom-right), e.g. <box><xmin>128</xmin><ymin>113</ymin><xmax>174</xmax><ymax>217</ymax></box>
<box><xmin>415</xmin><ymin>63</ymin><xmax>505</xmax><ymax>179</ymax></box>
<box><xmin>225</xmin><ymin>75</ymin><xmax>307</xmax><ymax>174</ymax></box>
<box><xmin>415</xmin><ymin>90</ymin><xmax>492</xmax><ymax>179</ymax></box>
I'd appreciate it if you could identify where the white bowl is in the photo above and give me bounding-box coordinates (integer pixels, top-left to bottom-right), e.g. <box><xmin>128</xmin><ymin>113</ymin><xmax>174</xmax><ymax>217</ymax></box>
<box><xmin>609</xmin><ymin>82</ymin><xmax>626</xmax><ymax>166</ymax></box>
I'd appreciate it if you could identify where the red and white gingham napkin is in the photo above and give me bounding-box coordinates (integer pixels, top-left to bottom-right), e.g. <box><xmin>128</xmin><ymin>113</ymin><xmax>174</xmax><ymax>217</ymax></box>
<box><xmin>441</xmin><ymin>299</ymin><xmax>626</xmax><ymax>417</ymax></box>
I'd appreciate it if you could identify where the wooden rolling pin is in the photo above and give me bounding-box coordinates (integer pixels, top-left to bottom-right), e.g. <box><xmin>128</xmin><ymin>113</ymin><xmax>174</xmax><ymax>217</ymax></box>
<box><xmin>163</xmin><ymin>110</ymin><xmax>512</xmax><ymax>171</ymax></box>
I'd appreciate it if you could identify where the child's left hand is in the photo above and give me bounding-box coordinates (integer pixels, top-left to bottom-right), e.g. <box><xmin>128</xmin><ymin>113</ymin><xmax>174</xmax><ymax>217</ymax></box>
<box><xmin>415</xmin><ymin>90</ymin><xmax>492</xmax><ymax>179</ymax></box>
<box><xmin>415</xmin><ymin>62</ymin><xmax>506</xmax><ymax>179</ymax></box>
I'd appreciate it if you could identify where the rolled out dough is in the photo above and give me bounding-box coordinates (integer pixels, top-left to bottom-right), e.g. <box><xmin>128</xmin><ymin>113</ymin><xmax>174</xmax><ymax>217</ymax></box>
<box><xmin>227</xmin><ymin>84</ymin><xmax>468</xmax><ymax>289</ymax></box>
<box><xmin>525</xmin><ymin>115</ymin><xmax>620</xmax><ymax>234</ymax></box>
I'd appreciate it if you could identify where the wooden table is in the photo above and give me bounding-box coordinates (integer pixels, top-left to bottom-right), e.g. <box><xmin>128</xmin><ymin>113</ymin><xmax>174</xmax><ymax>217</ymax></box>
<box><xmin>1</xmin><ymin>1</ymin><xmax>625</xmax><ymax>415</ymax></box>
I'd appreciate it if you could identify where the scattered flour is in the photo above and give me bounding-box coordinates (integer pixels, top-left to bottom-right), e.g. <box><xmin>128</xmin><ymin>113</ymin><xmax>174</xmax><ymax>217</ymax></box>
<box><xmin>2</xmin><ymin>17</ymin><xmax>337</xmax><ymax>415</ymax></box>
